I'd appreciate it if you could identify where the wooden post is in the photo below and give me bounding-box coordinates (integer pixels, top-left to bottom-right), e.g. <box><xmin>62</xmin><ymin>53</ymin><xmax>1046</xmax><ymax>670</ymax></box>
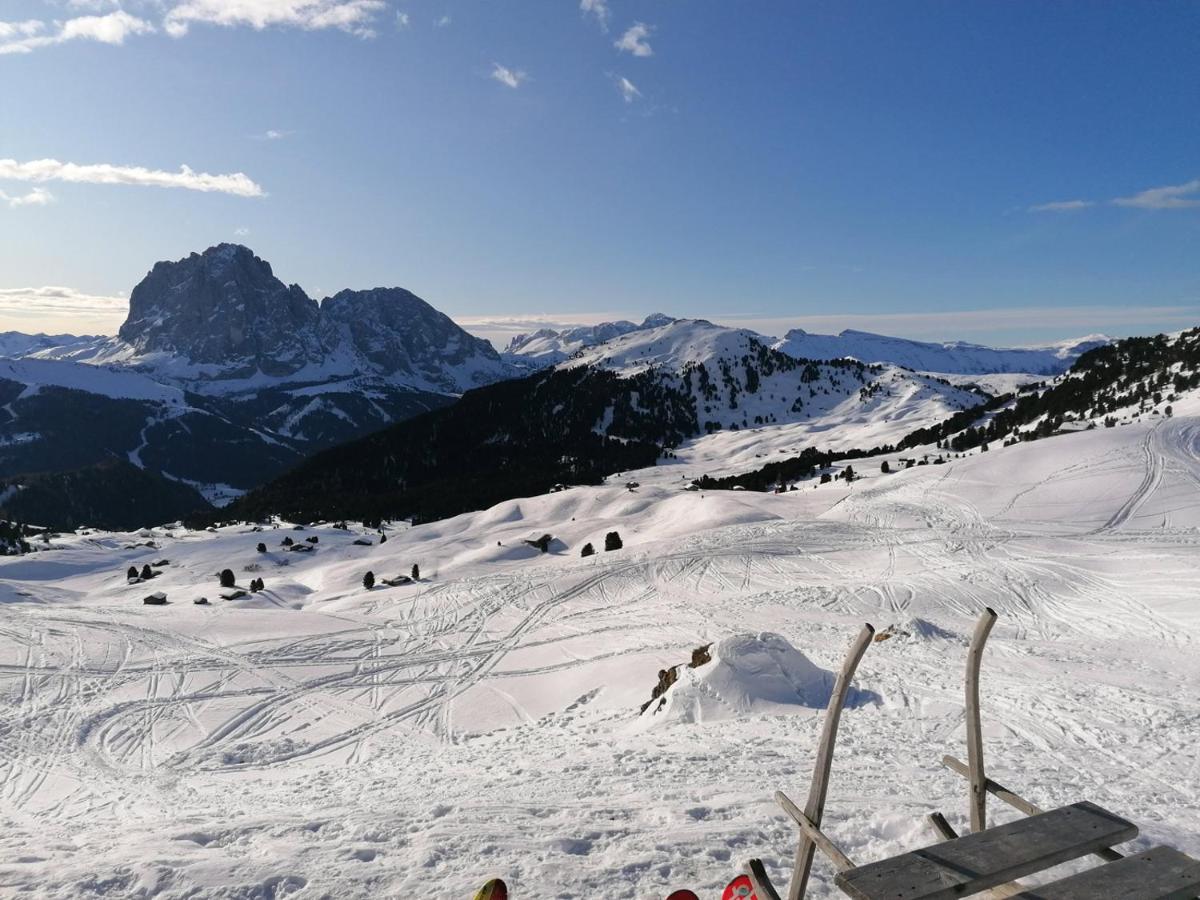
<box><xmin>787</xmin><ymin>623</ymin><xmax>875</xmax><ymax>900</ymax></box>
<box><xmin>966</xmin><ymin>607</ymin><xmax>997</xmax><ymax>832</ymax></box>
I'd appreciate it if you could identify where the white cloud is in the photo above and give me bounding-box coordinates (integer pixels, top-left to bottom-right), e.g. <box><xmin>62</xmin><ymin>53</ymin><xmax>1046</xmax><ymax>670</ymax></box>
<box><xmin>580</xmin><ymin>0</ymin><xmax>609</xmax><ymax>31</ymax></box>
<box><xmin>1113</xmin><ymin>178</ymin><xmax>1200</xmax><ymax>210</ymax></box>
<box><xmin>614</xmin><ymin>75</ymin><xmax>641</xmax><ymax>103</ymax></box>
<box><xmin>490</xmin><ymin>62</ymin><xmax>527</xmax><ymax>89</ymax></box>
<box><xmin>615</xmin><ymin>21</ymin><xmax>653</xmax><ymax>57</ymax></box>
<box><xmin>1</xmin><ymin>187</ymin><xmax>55</xmax><ymax>208</ymax></box>
<box><xmin>0</xmin><ymin>10</ymin><xmax>152</xmax><ymax>54</ymax></box>
<box><xmin>434</xmin><ymin>14</ymin><xmax>451</xmax><ymax>27</ymax></box>
<box><xmin>234</xmin><ymin>226</ymin><xmax>250</xmax><ymax>236</ymax></box>
<box><xmin>1028</xmin><ymin>199</ymin><xmax>1094</xmax><ymax>213</ymax></box>
<box><xmin>0</xmin><ymin>286</ymin><xmax>128</xmax><ymax>334</ymax></box>
<box><xmin>0</xmin><ymin>158</ymin><xmax>265</xmax><ymax>198</ymax></box>
<box><xmin>0</xmin><ymin>20</ymin><xmax>45</xmax><ymax>40</ymax></box>
<box><xmin>254</xmin><ymin>128</ymin><xmax>293</xmax><ymax>140</ymax></box>
<box><xmin>395</xmin><ymin>11</ymin><xmax>410</xmax><ymax>28</ymax></box>
<box><xmin>163</xmin><ymin>0</ymin><xmax>386</xmax><ymax>38</ymax></box>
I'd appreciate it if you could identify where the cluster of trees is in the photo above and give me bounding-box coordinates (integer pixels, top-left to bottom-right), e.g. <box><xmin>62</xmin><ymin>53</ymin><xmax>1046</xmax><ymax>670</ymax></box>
<box><xmin>0</xmin><ymin>520</ymin><xmax>31</xmax><ymax>556</ymax></box>
<box><xmin>580</xmin><ymin>531</ymin><xmax>622</xmax><ymax>556</ymax></box>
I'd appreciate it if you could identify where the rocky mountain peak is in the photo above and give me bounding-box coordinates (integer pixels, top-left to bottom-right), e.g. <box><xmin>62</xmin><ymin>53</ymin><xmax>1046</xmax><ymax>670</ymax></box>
<box><xmin>119</xmin><ymin>244</ymin><xmax>323</xmax><ymax>377</ymax></box>
<box><xmin>320</xmin><ymin>287</ymin><xmax>509</xmax><ymax>392</ymax></box>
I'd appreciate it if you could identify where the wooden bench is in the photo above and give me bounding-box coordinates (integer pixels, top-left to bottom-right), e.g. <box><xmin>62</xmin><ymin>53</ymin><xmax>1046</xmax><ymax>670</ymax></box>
<box><xmin>739</xmin><ymin>611</ymin><xmax>1200</xmax><ymax>900</ymax></box>
<box><xmin>835</xmin><ymin>802</ymin><xmax>1136</xmax><ymax>900</ymax></box>
<box><xmin>1011</xmin><ymin>846</ymin><xmax>1200</xmax><ymax>900</ymax></box>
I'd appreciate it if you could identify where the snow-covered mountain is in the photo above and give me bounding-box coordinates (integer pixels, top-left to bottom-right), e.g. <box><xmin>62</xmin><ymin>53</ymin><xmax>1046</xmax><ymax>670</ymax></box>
<box><xmin>502</xmin><ymin>313</ymin><xmax>676</xmax><ymax>367</ymax></box>
<box><xmin>0</xmin><ymin>244</ymin><xmax>521</xmax><ymax>525</ymax></box>
<box><xmin>231</xmin><ymin>318</ymin><xmax>984</xmax><ymax>524</ymax></box>
<box><xmin>771</xmin><ymin>328</ymin><xmax>1108</xmax><ymax>375</ymax></box>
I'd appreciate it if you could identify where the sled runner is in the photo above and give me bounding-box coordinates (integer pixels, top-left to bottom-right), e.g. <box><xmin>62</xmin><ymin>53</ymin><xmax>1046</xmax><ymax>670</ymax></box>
<box><xmin>742</xmin><ymin>610</ymin><xmax>1200</xmax><ymax>900</ymax></box>
<box><xmin>473</xmin><ymin>878</ymin><xmax>507</xmax><ymax>900</ymax></box>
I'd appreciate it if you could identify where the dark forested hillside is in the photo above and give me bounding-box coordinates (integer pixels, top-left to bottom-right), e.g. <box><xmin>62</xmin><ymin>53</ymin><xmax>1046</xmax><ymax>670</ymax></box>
<box><xmin>225</xmin><ymin>365</ymin><xmax>701</xmax><ymax>524</ymax></box>
<box><xmin>0</xmin><ymin>461</ymin><xmax>210</xmax><ymax>530</ymax></box>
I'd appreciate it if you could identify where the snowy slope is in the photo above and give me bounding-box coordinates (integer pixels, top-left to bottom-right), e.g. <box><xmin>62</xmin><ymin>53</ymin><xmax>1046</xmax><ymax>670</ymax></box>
<box><xmin>772</xmin><ymin>328</ymin><xmax>1108</xmax><ymax>375</ymax></box>
<box><xmin>502</xmin><ymin>313</ymin><xmax>675</xmax><ymax>367</ymax></box>
<box><xmin>565</xmin><ymin>318</ymin><xmax>984</xmax><ymax>464</ymax></box>
<box><xmin>2</xmin><ymin>390</ymin><xmax>1198</xmax><ymax>897</ymax></box>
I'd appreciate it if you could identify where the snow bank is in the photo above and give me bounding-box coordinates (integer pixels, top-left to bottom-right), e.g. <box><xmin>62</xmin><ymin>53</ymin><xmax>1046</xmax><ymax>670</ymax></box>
<box><xmin>642</xmin><ymin>633</ymin><xmax>844</xmax><ymax>725</ymax></box>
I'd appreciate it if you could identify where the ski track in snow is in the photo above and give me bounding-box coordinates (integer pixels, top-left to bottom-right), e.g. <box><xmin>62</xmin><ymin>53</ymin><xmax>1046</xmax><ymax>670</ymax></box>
<box><xmin>1</xmin><ymin>407</ymin><xmax>1200</xmax><ymax>897</ymax></box>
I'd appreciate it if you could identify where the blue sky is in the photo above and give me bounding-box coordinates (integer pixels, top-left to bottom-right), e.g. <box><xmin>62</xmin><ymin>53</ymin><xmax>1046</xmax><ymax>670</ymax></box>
<box><xmin>2</xmin><ymin>1</ymin><xmax>1199</xmax><ymax>347</ymax></box>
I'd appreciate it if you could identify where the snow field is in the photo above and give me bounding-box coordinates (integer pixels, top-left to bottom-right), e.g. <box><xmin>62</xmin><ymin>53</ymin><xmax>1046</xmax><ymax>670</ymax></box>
<box><xmin>1</xmin><ymin>409</ymin><xmax>1199</xmax><ymax>897</ymax></box>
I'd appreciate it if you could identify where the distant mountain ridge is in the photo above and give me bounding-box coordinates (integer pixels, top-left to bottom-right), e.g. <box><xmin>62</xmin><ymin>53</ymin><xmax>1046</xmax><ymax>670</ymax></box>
<box><xmin>771</xmin><ymin>328</ymin><xmax>1107</xmax><ymax>375</ymax></box>
<box><xmin>502</xmin><ymin>313</ymin><xmax>676</xmax><ymax>367</ymax></box>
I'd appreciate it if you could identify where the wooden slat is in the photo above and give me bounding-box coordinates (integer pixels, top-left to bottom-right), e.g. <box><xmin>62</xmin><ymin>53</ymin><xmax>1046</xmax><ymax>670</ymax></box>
<box><xmin>1010</xmin><ymin>846</ymin><xmax>1200</xmax><ymax>900</ymax></box>
<box><xmin>834</xmin><ymin>802</ymin><xmax>1137</xmax><ymax>900</ymax></box>
<box><xmin>776</xmin><ymin>790</ymin><xmax>855</xmax><ymax>872</ymax></box>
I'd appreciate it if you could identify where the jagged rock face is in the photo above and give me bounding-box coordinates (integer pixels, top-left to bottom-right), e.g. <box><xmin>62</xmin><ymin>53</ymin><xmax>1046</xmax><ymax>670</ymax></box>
<box><xmin>321</xmin><ymin>287</ymin><xmax>508</xmax><ymax>392</ymax></box>
<box><xmin>119</xmin><ymin>244</ymin><xmax>323</xmax><ymax>376</ymax></box>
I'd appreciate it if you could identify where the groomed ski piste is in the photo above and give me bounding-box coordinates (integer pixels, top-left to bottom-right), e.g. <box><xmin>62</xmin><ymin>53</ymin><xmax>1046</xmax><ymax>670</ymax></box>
<box><xmin>2</xmin><ymin>397</ymin><xmax>1199</xmax><ymax>898</ymax></box>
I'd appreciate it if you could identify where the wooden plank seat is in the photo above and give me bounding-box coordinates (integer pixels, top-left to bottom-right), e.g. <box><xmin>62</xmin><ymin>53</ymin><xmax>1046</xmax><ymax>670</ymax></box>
<box><xmin>834</xmin><ymin>802</ymin><xmax>1137</xmax><ymax>900</ymax></box>
<box><xmin>1010</xmin><ymin>846</ymin><xmax>1200</xmax><ymax>900</ymax></box>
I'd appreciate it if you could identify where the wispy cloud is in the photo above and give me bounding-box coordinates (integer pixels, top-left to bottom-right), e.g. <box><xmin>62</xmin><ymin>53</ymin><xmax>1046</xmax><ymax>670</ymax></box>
<box><xmin>395</xmin><ymin>11</ymin><xmax>410</xmax><ymax>28</ymax></box>
<box><xmin>434</xmin><ymin>14</ymin><xmax>451</xmax><ymax>27</ymax></box>
<box><xmin>1113</xmin><ymin>178</ymin><xmax>1200</xmax><ymax>210</ymax></box>
<box><xmin>254</xmin><ymin>128</ymin><xmax>293</xmax><ymax>141</ymax></box>
<box><xmin>0</xmin><ymin>10</ymin><xmax>153</xmax><ymax>54</ymax></box>
<box><xmin>615</xmin><ymin>22</ymin><xmax>653</xmax><ymax>57</ymax></box>
<box><xmin>163</xmin><ymin>0</ymin><xmax>386</xmax><ymax>39</ymax></box>
<box><xmin>0</xmin><ymin>158</ymin><xmax>265</xmax><ymax>198</ymax></box>
<box><xmin>0</xmin><ymin>187</ymin><xmax>54</xmax><ymax>208</ymax></box>
<box><xmin>490</xmin><ymin>62</ymin><xmax>527</xmax><ymax>89</ymax></box>
<box><xmin>0</xmin><ymin>20</ymin><xmax>45</xmax><ymax>40</ymax></box>
<box><xmin>234</xmin><ymin>226</ymin><xmax>250</xmax><ymax>236</ymax></box>
<box><xmin>1028</xmin><ymin>199</ymin><xmax>1094</xmax><ymax>213</ymax></box>
<box><xmin>614</xmin><ymin>75</ymin><xmax>641</xmax><ymax>103</ymax></box>
<box><xmin>580</xmin><ymin>0</ymin><xmax>610</xmax><ymax>32</ymax></box>
<box><xmin>1029</xmin><ymin>177</ymin><xmax>1200</xmax><ymax>213</ymax></box>
<box><xmin>0</xmin><ymin>286</ymin><xmax>128</xmax><ymax>333</ymax></box>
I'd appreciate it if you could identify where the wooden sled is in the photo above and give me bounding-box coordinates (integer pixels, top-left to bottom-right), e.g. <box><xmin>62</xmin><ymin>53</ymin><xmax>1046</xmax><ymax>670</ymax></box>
<box><xmin>743</xmin><ymin>610</ymin><xmax>1200</xmax><ymax>900</ymax></box>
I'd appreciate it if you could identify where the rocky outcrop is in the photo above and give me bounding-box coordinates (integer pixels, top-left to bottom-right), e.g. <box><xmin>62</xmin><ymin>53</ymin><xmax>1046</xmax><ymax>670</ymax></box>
<box><xmin>120</xmin><ymin>244</ymin><xmax>323</xmax><ymax>377</ymax></box>
<box><xmin>320</xmin><ymin>287</ymin><xmax>510</xmax><ymax>392</ymax></box>
<box><xmin>117</xmin><ymin>244</ymin><xmax>517</xmax><ymax>392</ymax></box>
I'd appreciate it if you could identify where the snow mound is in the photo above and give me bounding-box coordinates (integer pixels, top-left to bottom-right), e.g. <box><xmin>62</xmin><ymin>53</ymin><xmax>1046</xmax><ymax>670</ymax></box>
<box><xmin>643</xmin><ymin>633</ymin><xmax>846</xmax><ymax>724</ymax></box>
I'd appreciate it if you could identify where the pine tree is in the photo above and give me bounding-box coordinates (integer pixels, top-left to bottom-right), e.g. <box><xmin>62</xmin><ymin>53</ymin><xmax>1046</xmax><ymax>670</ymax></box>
<box><xmin>127</xmin><ymin>565</ymin><xmax>138</xmax><ymax>580</ymax></box>
<box><xmin>880</xmin><ymin>460</ymin><xmax>890</xmax><ymax>474</ymax></box>
<box><xmin>363</xmin><ymin>571</ymin><xmax>375</xmax><ymax>590</ymax></box>
<box><xmin>141</xmin><ymin>564</ymin><xmax>153</xmax><ymax>580</ymax></box>
<box><xmin>411</xmin><ymin>564</ymin><xmax>419</xmax><ymax>581</ymax></box>
<box><xmin>219</xmin><ymin>568</ymin><xmax>235</xmax><ymax>588</ymax></box>
<box><xmin>257</xmin><ymin>542</ymin><xmax>267</xmax><ymax>553</ymax></box>
<box><xmin>605</xmin><ymin>531</ymin><xmax>623</xmax><ymax>551</ymax></box>
<box><xmin>580</xmin><ymin>542</ymin><xmax>595</xmax><ymax>557</ymax></box>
